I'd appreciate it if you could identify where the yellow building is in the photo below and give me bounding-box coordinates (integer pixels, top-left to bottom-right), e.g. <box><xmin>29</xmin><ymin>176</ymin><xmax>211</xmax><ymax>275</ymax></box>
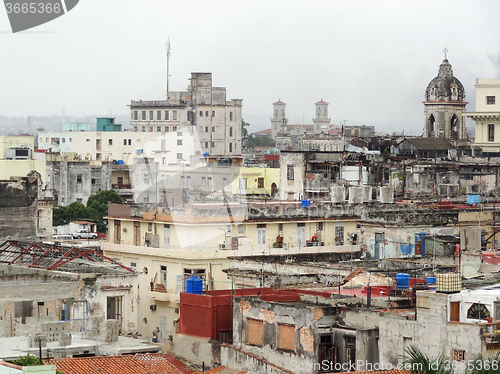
<box><xmin>103</xmin><ymin>201</ymin><xmax>360</xmax><ymax>339</ymax></box>
<box><xmin>468</xmin><ymin>78</ymin><xmax>500</xmax><ymax>152</ymax></box>
<box><xmin>0</xmin><ymin>159</ymin><xmax>47</xmax><ymax>183</ymax></box>
<box><xmin>231</xmin><ymin>166</ymin><xmax>280</xmax><ymax>197</ymax></box>
<box><xmin>0</xmin><ymin>135</ymin><xmax>34</xmax><ymax>158</ymax></box>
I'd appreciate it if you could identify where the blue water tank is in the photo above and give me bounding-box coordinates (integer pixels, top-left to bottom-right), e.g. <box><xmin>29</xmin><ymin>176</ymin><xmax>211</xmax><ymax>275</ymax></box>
<box><xmin>301</xmin><ymin>199</ymin><xmax>311</xmax><ymax>207</ymax></box>
<box><xmin>117</xmin><ymin>159</ymin><xmax>124</xmax><ymax>165</ymax></box>
<box><xmin>427</xmin><ymin>277</ymin><xmax>436</xmax><ymax>284</ymax></box>
<box><xmin>396</xmin><ymin>273</ymin><xmax>410</xmax><ymax>289</ymax></box>
<box><xmin>467</xmin><ymin>193</ymin><xmax>481</xmax><ymax>206</ymax></box>
<box><xmin>186</xmin><ymin>276</ymin><xmax>203</xmax><ymax>294</ymax></box>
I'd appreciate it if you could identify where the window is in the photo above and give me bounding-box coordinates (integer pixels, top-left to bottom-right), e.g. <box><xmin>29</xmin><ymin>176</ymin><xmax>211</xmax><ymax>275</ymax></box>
<box><xmin>165</xmin><ymin>111</ymin><xmax>169</xmax><ymax>120</ymax></box>
<box><xmin>211</xmin><ymin>141</ymin><xmax>215</xmax><ymax>147</ymax></box>
<box><xmin>45</xmin><ymin>138</ymin><xmax>48</xmax><ymax>142</ymax></box>
<box><xmin>257</xmin><ymin>224</ymin><xmax>266</xmax><ymax>247</ymax></box>
<box><xmin>229</xmin><ymin>112</ymin><xmax>233</xmax><ymax>121</ymax></box>
<box><xmin>62</xmin><ymin>138</ymin><xmax>65</xmax><ymax>143</ymax></box>
<box><xmin>86</xmin><ymin>138</ymin><xmax>91</xmax><ymax>142</ymax></box>
<box><xmin>199</xmin><ymin>111</ymin><xmax>203</xmax><ymax>117</ymax></box>
<box><xmin>205</xmin><ymin>142</ymin><xmax>208</xmax><ymax>148</ymax></box>
<box><xmin>335</xmin><ymin>226</ymin><xmax>344</xmax><ymax>245</ymax></box>
<box><xmin>487</xmin><ymin>96</ymin><xmax>496</xmax><ymax>105</ymax></box>
<box><xmin>257</xmin><ymin>177</ymin><xmax>264</xmax><ymax>188</ymax></box>
<box><xmin>238</xmin><ymin>225</ymin><xmax>244</xmax><ymax>234</ymax></box>
<box><xmin>246</xmin><ymin>319</ymin><xmax>263</xmax><ymax>346</ymax></box>
<box><xmin>212</xmin><ymin>126</ymin><xmax>215</xmax><ymax>132</ymax></box>
<box><xmin>128</xmin><ymin>139</ymin><xmax>131</xmax><ymax>145</ymax></box>
<box><xmin>173</xmin><ymin>110</ymin><xmax>177</xmax><ymax>120</ymax></box>
<box><xmin>149</xmin><ymin>111</ymin><xmax>153</xmax><ymax>120</ymax></box>
<box><xmin>489</xmin><ymin>124</ymin><xmax>495</xmax><ymax>142</ymax></box>
<box><xmin>212</xmin><ymin>111</ymin><xmax>215</xmax><ymax>117</ymax></box>
<box><xmin>177</xmin><ymin>153</ymin><xmax>182</xmax><ymax>159</ymax></box>
<box><xmin>148</xmin><ymin>223</ymin><xmax>152</xmax><ymax>231</ymax></box>
<box><xmin>208</xmin><ymin>177</ymin><xmax>212</xmax><ymax>188</ymax></box>
<box><xmin>142</xmin><ymin>111</ymin><xmax>146</xmax><ymax>120</ymax></box>
<box><xmin>76</xmin><ymin>174</ymin><xmax>82</xmax><ymax>183</ymax></box>
<box><xmin>108</xmin><ymin>139</ymin><xmax>113</xmax><ymax>145</ymax></box>
<box><xmin>229</xmin><ymin>127</ymin><xmax>233</xmax><ymax>137</ymax></box>
<box><xmin>173</xmin><ymin>126</ymin><xmax>177</xmax><ymax>131</ymax></box>
<box><xmin>317</xmin><ymin>222</ymin><xmax>324</xmax><ymax>231</ymax></box>
<box><xmin>76</xmin><ymin>198</ymin><xmax>82</xmax><ymax>203</ymax></box>
<box><xmin>134</xmin><ymin>126</ymin><xmax>138</xmax><ymax>131</ymax></box>
<box><xmin>157</xmin><ymin>126</ymin><xmax>161</xmax><ymax>132</ymax></box>
<box><xmin>124</xmin><ymin>139</ymin><xmax>127</xmax><ymax>145</ymax></box>
<box><xmin>134</xmin><ymin>111</ymin><xmax>138</xmax><ymax>120</ymax></box>
<box><xmin>186</xmin><ymin>176</ymin><xmax>191</xmax><ymax>187</ymax></box>
<box><xmin>205</xmin><ymin>111</ymin><xmax>208</xmax><ymax>117</ymax></box>
<box><xmin>278</xmin><ymin>324</ymin><xmax>295</xmax><ymax>351</ymax></box>
<box><xmin>205</xmin><ymin>126</ymin><xmax>209</xmax><ymax>133</ymax></box>
<box><xmin>467</xmin><ymin>303</ymin><xmax>490</xmax><ymax>320</ymax></box>
<box><xmin>229</xmin><ymin>143</ymin><xmax>233</xmax><ymax>152</ymax></box>
<box><xmin>142</xmin><ymin>126</ymin><xmax>146</xmax><ymax>132</ymax></box>
<box><xmin>278</xmin><ymin>223</ymin><xmax>283</xmax><ymax>232</ymax></box>
<box><xmin>202</xmin><ymin>177</ymin><xmax>206</xmax><ymax>188</ymax></box>
<box><xmin>287</xmin><ymin>165</ymin><xmax>294</xmax><ymax>180</ymax></box>
<box><xmin>417</xmin><ymin>296</ymin><xmax>430</xmax><ymax>309</ymax></box>
<box><xmin>91</xmin><ymin>178</ymin><xmax>96</xmax><ymax>185</ymax></box>
<box><xmin>157</xmin><ymin>111</ymin><xmax>161</xmax><ymax>120</ymax></box>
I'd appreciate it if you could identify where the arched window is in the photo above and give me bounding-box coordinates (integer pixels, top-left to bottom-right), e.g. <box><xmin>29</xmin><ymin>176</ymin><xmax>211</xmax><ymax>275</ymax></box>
<box><xmin>429</xmin><ymin>114</ymin><xmax>435</xmax><ymax>134</ymax></box>
<box><xmin>451</xmin><ymin>114</ymin><xmax>458</xmax><ymax>133</ymax></box>
<box><xmin>466</xmin><ymin>303</ymin><xmax>490</xmax><ymax>320</ymax></box>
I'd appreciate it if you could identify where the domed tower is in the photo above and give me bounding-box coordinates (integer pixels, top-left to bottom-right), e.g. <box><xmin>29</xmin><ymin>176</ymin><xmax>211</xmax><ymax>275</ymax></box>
<box><xmin>424</xmin><ymin>58</ymin><xmax>467</xmax><ymax>141</ymax></box>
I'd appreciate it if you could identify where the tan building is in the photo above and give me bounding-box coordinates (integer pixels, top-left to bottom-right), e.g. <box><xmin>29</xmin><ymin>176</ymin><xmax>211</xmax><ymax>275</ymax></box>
<box><xmin>468</xmin><ymin>78</ymin><xmax>500</xmax><ymax>152</ymax></box>
<box><xmin>130</xmin><ymin>72</ymin><xmax>242</xmax><ymax>157</ymax></box>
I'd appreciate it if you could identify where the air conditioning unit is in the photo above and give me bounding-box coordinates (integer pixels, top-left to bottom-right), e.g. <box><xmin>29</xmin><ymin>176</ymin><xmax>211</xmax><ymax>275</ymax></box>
<box><xmin>150</xmin><ymin>304</ymin><xmax>157</xmax><ymax>311</ymax></box>
<box><xmin>219</xmin><ymin>243</ymin><xmax>227</xmax><ymax>250</ymax></box>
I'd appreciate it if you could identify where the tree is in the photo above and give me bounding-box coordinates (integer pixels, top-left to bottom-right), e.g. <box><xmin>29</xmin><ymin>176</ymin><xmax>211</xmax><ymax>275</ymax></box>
<box><xmin>53</xmin><ymin>189</ymin><xmax>122</xmax><ymax>233</ymax></box>
<box><xmin>404</xmin><ymin>346</ymin><xmax>452</xmax><ymax>374</ymax></box>
<box><xmin>241</xmin><ymin>119</ymin><xmax>250</xmax><ymax>141</ymax></box>
<box><xmin>245</xmin><ymin>134</ymin><xmax>276</xmax><ymax>148</ymax></box>
<box><xmin>12</xmin><ymin>354</ymin><xmax>40</xmax><ymax>366</ymax></box>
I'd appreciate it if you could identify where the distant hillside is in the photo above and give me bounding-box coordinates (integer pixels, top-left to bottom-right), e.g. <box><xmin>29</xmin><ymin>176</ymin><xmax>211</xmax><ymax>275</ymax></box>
<box><xmin>0</xmin><ymin>114</ymin><xmax>131</xmax><ymax>135</ymax></box>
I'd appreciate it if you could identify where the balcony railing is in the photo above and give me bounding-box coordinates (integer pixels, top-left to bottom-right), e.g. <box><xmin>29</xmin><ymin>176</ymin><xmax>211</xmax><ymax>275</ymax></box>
<box><xmin>112</xmin><ymin>183</ymin><xmax>132</xmax><ymax>190</ymax></box>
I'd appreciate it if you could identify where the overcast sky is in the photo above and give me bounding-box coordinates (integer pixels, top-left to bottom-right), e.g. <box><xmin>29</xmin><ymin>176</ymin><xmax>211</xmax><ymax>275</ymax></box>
<box><xmin>1</xmin><ymin>0</ymin><xmax>500</xmax><ymax>134</ymax></box>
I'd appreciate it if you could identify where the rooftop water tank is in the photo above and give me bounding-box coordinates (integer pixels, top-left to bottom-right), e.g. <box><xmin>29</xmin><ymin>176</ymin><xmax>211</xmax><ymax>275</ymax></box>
<box><xmin>435</xmin><ymin>273</ymin><xmax>461</xmax><ymax>293</ymax></box>
<box><xmin>186</xmin><ymin>276</ymin><xmax>203</xmax><ymax>295</ymax></box>
<box><xmin>396</xmin><ymin>273</ymin><xmax>410</xmax><ymax>289</ymax></box>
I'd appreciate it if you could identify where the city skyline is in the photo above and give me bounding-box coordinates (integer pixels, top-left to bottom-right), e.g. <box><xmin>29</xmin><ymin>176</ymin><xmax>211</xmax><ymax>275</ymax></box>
<box><xmin>1</xmin><ymin>0</ymin><xmax>500</xmax><ymax>134</ymax></box>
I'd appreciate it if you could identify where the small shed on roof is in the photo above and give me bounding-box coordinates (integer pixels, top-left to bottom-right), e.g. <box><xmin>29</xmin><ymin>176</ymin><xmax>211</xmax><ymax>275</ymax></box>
<box><xmin>398</xmin><ymin>137</ymin><xmax>452</xmax><ymax>159</ymax></box>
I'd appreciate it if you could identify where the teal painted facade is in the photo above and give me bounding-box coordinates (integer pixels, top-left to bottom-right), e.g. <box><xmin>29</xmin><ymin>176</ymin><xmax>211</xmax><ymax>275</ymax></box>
<box><xmin>62</xmin><ymin>122</ymin><xmax>93</xmax><ymax>131</ymax></box>
<box><xmin>97</xmin><ymin>117</ymin><xmax>122</xmax><ymax>132</ymax></box>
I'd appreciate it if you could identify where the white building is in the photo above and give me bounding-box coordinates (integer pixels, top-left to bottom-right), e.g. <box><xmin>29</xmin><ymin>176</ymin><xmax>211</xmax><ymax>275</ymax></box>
<box><xmin>468</xmin><ymin>78</ymin><xmax>500</xmax><ymax>152</ymax></box>
<box><xmin>130</xmin><ymin>72</ymin><xmax>242</xmax><ymax>158</ymax></box>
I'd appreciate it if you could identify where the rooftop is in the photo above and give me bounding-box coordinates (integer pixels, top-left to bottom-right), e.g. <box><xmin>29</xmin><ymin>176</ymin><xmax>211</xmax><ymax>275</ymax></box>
<box><xmin>47</xmin><ymin>353</ymin><xmax>195</xmax><ymax>374</ymax></box>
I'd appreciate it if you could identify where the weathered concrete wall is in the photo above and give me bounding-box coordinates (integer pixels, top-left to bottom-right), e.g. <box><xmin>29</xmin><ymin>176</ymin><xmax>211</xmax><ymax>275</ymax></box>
<box><xmin>0</xmin><ymin>178</ymin><xmax>38</xmax><ymax>240</ymax></box>
<box><xmin>170</xmin><ymin>334</ymin><xmax>212</xmax><ymax>367</ymax></box>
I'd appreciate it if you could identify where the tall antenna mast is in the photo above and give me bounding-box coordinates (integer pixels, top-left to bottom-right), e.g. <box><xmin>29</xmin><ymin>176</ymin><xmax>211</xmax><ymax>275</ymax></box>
<box><xmin>166</xmin><ymin>38</ymin><xmax>171</xmax><ymax>99</ymax></box>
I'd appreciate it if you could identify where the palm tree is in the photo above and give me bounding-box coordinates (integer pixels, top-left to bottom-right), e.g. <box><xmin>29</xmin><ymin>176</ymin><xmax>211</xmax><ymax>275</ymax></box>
<box><xmin>404</xmin><ymin>346</ymin><xmax>452</xmax><ymax>374</ymax></box>
<box><xmin>241</xmin><ymin>119</ymin><xmax>250</xmax><ymax>141</ymax></box>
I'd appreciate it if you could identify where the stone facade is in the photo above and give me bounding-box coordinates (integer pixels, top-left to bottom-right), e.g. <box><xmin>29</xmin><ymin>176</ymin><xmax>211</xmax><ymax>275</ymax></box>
<box><xmin>423</xmin><ymin>59</ymin><xmax>467</xmax><ymax>142</ymax></box>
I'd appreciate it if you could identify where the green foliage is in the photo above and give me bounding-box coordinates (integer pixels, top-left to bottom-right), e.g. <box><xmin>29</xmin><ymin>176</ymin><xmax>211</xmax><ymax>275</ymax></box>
<box><xmin>53</xmin><ymin>189</ymin><xmax>122</xmax><ymax>233</ymax></box>
<box><xmin>12</xmin><ymin>354</ymin><xmax>40</xmax><ymax>366</ymax></box>
<box><xmin>245</xmin><ymin>134</ymin><xmax>276</xmax><ymax>148</ymax></box>
<box><xmin>391</xmin><ymin>172</ymin><xmax>404</xmax><ymax>181</ymax></box>
<box><xmin>241</xmin><ymin>119</ymin><xmax>250</xmax><ymax>141</ymax></box>
<box><xmin>404</xmin><ymin>345</ymin><xmax>452</xmax><ymax>374</ymax></box>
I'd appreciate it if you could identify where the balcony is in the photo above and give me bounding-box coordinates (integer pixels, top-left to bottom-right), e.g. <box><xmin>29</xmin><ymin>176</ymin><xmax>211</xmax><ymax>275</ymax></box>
<box><xmin>112</xmin><ymin>183</ymin><xmax>133</xmax><ymax>195</ymax></box>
